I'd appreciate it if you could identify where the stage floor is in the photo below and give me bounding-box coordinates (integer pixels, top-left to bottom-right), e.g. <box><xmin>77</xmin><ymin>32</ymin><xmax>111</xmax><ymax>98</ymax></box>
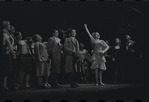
<box><xmin>3</xmin><ymin>84</ymin><xmax>149</xmax><ymax>102</ymax></box>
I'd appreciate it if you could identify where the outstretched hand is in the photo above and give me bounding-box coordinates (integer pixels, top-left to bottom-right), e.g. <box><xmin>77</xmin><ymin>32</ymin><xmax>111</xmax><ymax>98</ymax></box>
<box><xmin>84</xmin><ymin>24</ymin><xmax>87</xmax><ymax>28</ymax></box>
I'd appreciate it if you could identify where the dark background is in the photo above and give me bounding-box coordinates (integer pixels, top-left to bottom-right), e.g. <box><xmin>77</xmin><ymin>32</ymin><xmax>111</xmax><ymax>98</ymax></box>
<box><xmin>2</xmin><ymin>2</ymin><xmax>149</xmax><ymax>53</ymax></box>
<box><xmin>1</xmin><ymin>1</ymin><xmax>149</xmax><ymax>64</ymax></box>
<box><xmin>1</xmin><ymin>2</ymin><xmax>149</xmax><ymax>99</ymax></box>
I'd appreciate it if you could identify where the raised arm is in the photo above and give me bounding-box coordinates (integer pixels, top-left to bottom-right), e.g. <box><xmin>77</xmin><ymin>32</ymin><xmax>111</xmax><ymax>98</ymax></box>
<box><xmin>84</xmin><ymin>24</ymin><xmax>95</xmax><ymax>43</ymax></box>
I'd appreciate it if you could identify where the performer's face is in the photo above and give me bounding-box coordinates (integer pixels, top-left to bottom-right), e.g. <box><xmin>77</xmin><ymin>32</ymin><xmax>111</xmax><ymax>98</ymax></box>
<box><xmin>37</xmin><ymin>35</ymin><xmax>42</xmax><ymax>42</ymax></box>
<box><xmin>71</xmin><ymin>29</ymin><xmax>76</xmax><ymax>37</ymax></box>
<box><xmin>54</xmin><ymin>30</ymin><xmax>59</xmax><ymax>38</ymax></box>
<box><xmin>95</xmin><ymin>32</ymin><xmax>100</xmax><ymax>39</ymax></box>
<box><xmin>10</xmin><ymin>26</ymin><xmax>15</xmax><ymax>33</ymax></box>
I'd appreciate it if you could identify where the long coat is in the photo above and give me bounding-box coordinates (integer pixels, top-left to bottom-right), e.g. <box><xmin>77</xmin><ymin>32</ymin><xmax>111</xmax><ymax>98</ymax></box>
<box><xmin>47</xmin><ymin>37</ymin><xmax>62</xmax><ymax>74</ymax></box>
<box><xmin>64</xmin><ymin>37</ymin><xmax>80</xmax><ymax>73</ymax></box>
<box><xmin>34</xmin><ymin>42</ymin><xmax>50</xmax><ymax>76</ymax></box>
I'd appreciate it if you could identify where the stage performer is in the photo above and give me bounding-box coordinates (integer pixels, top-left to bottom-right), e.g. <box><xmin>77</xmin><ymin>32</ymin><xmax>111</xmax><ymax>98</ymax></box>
<box><xmin>84</xmin><ymin>24</ymin><xmax>109</xmax><ymax>86</ymax></box>
<box><xmin>113</xmin><ymin>38</ymin><xmax>125</xmax><ymax>83</ymax></box>
<box><xmin>33</xmin><ymin>34</ymin><xmax>50</xmax><ymax>89</ymax></box>
<box><xmin>47</xmin><ymin>29</ymin><xmax>63</xmax><ymax>89</ymax></box>
<box><xmin>64</xmin><ymin>29</ymin><xmax>80</xmax><ymax>88</ymax></box>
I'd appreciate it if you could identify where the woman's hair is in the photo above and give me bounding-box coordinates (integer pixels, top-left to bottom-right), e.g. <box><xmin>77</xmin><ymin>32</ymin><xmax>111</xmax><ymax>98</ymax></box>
<box><xmin>3</xmin><ymin>21</ymin><xmax>10</xmax><ymax>28</ymax></box>
<box><xmin>92</xmin><ymin>32</ymin><xmax>100</xmax><ymax>39</ymax></box>
<box><xmin>26</xmin><ymin>37</ymin><xmax>33</xmax><ymax>43</ymax></box>
<box><xmin>14</xmin><ymin>31</ymin><xmax>21</xmax><ymax>37</ymax></box>
<box><xmin>32</xmin><ymin>34</ymin><xmax>39</xmax><ymax>42</ymax></box>
<box><xmin>32</xmin><ymin>34</ymin><xmax>42</xmax><ymax>42</ymax></box>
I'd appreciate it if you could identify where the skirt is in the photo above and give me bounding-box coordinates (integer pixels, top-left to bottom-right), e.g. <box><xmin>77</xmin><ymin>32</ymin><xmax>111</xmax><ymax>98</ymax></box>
<box><xmin>90</xmin><ymin>59</ymin><xmax>107</xmax><ymax>71</ymax></box>
<box><xmin>36</xmin><ymin>61</ymin><xmax>50</xmax><ymax>76</ymax></box>
<box><xmin>18</xmin><ymin>54</ymin><xmax>32</xmax><ymax>71</ymax></box>
<box><xmin>90</xmin><ymin>53</ymin><xmax>107</xmax><ymax>71</ymax></box>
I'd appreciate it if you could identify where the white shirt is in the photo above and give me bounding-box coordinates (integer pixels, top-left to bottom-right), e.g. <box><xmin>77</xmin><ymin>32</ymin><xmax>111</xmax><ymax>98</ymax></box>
<box><xmin>53</xmin><ymin>36</ymin><xmax>61</xmax><ymax>44</ymax></box>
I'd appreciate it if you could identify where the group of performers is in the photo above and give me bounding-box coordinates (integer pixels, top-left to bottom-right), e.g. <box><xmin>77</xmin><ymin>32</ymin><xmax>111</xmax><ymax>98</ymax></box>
<box><xmin>3</xmin><ymin>21</ymin><xmax>142</xmax><ymax>92</ymax></box>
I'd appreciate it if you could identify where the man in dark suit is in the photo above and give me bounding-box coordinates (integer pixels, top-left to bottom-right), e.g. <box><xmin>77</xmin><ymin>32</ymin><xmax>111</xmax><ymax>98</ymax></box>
<box><xmin>47</xmin><ymin>29</ymin><xmax>63</xmax><ymax>89</ymax></box>
<box><xmin>64</xmin><ymin>29</ymin><xmax>80</xmax><ymax>88</ymax></box>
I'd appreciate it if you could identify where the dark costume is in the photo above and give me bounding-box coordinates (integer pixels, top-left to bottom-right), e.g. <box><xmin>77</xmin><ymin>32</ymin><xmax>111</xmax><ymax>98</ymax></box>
<box><xmin>64</xmin><ymin>37</ymin><xmax>80</xmax><ymax>87</ymax></box>
<box><xmin>47</xmin><ymin>36</ymin><xmax>62</xmax><ymax>88</ymax></box>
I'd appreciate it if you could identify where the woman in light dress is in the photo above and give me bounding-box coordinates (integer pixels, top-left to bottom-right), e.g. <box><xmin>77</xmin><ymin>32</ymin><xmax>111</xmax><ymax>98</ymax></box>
<box><xmin>84</xmin><ymin>24</ymin><xmax>109</xmax><ymax>86</ymax></box>
<box><xmin>33</xmin><ymin>35</ymin><xmax>50</xmax><ymax>89</ymax></box>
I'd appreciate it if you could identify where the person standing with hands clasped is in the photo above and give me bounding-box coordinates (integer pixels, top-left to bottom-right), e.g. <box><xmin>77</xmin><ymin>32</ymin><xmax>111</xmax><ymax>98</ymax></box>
<box><xmin>64</xmin><ymin>29</ymin><xmax>80</xmax><ymax>88</ymax></box>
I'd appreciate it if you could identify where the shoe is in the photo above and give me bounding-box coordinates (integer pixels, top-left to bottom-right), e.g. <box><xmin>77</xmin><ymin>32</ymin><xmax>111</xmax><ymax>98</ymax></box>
<box><xmin>26</xmin><ymin>84</ymin><xmax>30</xmax><ymax>88</ymax></box>
<box><xmin>45</xmin><ymin>83</ymin><xmax>51</xmax><ymax>87</ymax></box>
<box><xmin>46</xmin><ymin>83</ymin><xmax>51</xmax><ymax>87</ymax></box>
<box><xmin>99</xmin><ymin>82</ymin><xmax>105</xmax><ymax>86</ymax></box>
<box><xmin>95</xmin><ymin>84</ymin><xmax>99</xmax><ymax>86</ymax></box>
<box><xmin>56</xmin><ymin>84</ymin><xmax>63</xmax><ymax>87</ymax></box>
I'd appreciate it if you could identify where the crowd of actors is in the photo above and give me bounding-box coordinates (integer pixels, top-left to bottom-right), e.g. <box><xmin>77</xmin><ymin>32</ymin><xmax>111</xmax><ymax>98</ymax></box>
<box><xmin>3</xmin><ymin>21</ymin><xmax>143</xmax><ymax>91</ymax></box>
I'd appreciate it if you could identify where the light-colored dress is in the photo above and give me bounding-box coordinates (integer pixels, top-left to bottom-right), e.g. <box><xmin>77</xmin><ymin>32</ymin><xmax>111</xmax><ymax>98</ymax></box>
<box><xmin>34</xmin><ymin>42</ymin><xmax>50</xmax><ymax>76</ymax></box>
<box><xmin>90</xmin><ymin>40</ymin><xmax>107</xmax><ymax>71</ymax></box>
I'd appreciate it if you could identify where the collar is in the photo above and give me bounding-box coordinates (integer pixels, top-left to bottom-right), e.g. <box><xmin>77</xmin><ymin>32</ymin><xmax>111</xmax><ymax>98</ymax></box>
<box><xmin>53</xmin><ymin>36</ymin><xmax>61</xmax><ymax>43</ymax></box>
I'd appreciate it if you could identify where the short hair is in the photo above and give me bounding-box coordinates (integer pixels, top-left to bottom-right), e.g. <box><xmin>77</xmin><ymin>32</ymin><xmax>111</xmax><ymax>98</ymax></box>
<box><xmin>69</xmin><ymin>29</ymin><xmax>76</xmax><ymax>36</ymax></box>
<box><xmin>71</xmin><ymin>29</ymin><xmax>75</xmax><ymax>32</ymax></box>
<box><xmin>92</xmin><ymin>32</ymin><xmax>100</xmax><ymax>38</ymax></box>
<box><xmin>32</xmin><ymin>34</ymin><xmax>39</xmax><ymax>42</ymax></box>
<box><xmin>32</xmin><ymin>34</ymin><xmax>42</xmax><ymax>42</ymax></box>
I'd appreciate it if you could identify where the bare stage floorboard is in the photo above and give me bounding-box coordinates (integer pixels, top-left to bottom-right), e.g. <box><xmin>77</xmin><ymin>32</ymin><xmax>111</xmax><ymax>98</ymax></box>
<box><xmin>3</xmin><ymin>84</ymin><xmax>149</xmax><ymax>102</ymax></box>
